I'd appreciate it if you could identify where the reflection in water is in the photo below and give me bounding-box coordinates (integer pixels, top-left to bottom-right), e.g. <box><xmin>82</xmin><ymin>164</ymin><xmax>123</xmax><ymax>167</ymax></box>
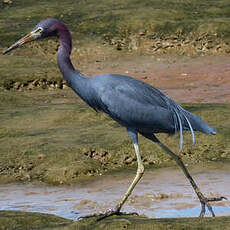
<box><xmin>0</xmin><ymin>163</ymin><xmax>230</xmax><ymax>220</ymax></box>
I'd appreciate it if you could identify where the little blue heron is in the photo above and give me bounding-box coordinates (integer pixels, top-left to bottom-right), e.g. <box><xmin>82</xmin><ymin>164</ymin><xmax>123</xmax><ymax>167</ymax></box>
<box><xmin>3</xmin><ymin>18</ymin><xmax>225</xmax><ymax>220</ymax></box>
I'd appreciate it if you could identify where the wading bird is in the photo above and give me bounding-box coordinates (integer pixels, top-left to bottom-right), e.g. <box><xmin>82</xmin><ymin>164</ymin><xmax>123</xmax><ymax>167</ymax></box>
<box><xmin>3</xmin><ymin>18</ymin><xmax>225</xmax><ymax>220</ymax></box>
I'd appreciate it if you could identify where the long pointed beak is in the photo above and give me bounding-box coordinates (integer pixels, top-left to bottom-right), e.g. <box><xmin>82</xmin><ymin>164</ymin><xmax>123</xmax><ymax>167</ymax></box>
<box><xmin>3</xmin><ymin>31</ymin><xmax>35</xmax><ymax>55</ymax></box>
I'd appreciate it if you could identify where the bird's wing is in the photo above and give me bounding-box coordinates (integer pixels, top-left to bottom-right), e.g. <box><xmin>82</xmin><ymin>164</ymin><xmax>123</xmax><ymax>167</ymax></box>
<box><xmin>92</xmin><ymin>74</ymin><xmax>216</xmax><ymax>151</ymax></box>
<box><xmin>95</xmin><ymin>75</ymin><xmax>176</xmax><ymax>133</ymax></box>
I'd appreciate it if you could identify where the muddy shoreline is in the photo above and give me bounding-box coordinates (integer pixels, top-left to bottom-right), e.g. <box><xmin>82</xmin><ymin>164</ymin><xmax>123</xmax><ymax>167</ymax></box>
<box><xmin>1</xmin><ymin>162</ymin><xmax>230</xmax><ymax>220</ymax></box>
<box><xmin>1</xmin><ymin>210</ymin><xmax>230</xmax><ymax>230</ymax></box>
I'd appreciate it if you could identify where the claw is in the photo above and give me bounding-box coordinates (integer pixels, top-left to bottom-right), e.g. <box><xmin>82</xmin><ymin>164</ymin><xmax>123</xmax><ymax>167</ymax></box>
<box><xmin>96</xmin><ymin>209</ymin><xmax>121</xmax><ymax>221</ymax></box>
<box><xmin>97</xmin><ymin>210</ymin><xmax>138</xmax><ymax>221</ymax></box>
<box><xmin>78</xmin><ymin>213</ymin><xmax>99</xmax><ymax>220</ymax></box>
<box><xmin>78</xmin><ymin>210</ymin><xmax>139</xmax><ymax>221</ymax></box>
<box><xmin>198</xmin><ymin>195</ymin><xmax>227</xmax><ymax>217</ymax></box>
<box><xmin>207</xmin><ymin>196</ymin><xmax>227</xmax><ymax>202</ymax></box>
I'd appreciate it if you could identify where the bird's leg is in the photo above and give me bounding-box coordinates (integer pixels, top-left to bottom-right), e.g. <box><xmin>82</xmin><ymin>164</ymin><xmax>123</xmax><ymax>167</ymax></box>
<box><xmin>154</xmin><ymin>136</ymin><xmax>227</xmax><ymax>217</ymax></box>
<box><xmin>115</xmin><ymin>142</ymin><xmax>144</xmax><ymax>211</ymax></box>
<box><xmin>96</xmin><ymin>130</ymin><xmax>144</xmax><ymax>221</ymax></box>
<box><xmin>141</xmin><ymin>133</ymin><xmax>226</xmax><ymax>217</ymax></box>
<box><xmin>156</xmin><ymin>141</ymin><xmax>215</xmax><ymax>217</ymax></box>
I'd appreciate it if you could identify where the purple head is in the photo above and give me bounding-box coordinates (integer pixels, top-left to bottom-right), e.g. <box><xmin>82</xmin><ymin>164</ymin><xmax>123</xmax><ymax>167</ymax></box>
<box><xmin>3</xmin><ymin>18</ymin><xmax>65</xmax><ymax>55</ymax></box>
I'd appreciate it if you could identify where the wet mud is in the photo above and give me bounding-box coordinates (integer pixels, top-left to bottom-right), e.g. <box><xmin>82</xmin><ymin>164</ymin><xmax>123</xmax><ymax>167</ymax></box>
<box><xmin>1</xmin><ymin>162</ymin><xmax>229</xmax><ymax>220</ymax></box>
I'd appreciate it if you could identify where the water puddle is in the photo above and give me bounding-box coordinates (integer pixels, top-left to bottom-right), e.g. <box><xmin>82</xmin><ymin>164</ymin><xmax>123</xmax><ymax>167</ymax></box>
<box><xmin>0</xmin><ymin>162</ymin><xmax>230</xmax><ymax>220</ymax></box>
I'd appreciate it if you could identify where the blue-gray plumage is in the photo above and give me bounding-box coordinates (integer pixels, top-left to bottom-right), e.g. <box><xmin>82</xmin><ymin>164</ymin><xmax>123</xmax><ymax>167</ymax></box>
<box><xmin>3</xmin><ymin>18</ymin><xmax>224</xmax><ymax>220</ymax></box>
<box><xmin>89</xmin><ymin>74</ymin><xmax>216</xmax><ymax>135</ymax></box>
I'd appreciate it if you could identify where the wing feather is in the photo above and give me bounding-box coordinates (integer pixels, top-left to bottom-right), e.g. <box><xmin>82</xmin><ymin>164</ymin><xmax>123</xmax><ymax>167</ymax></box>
<box><xmin>91</xmin><ymin>74</ymin><xmax>212</xmax><ymax>151</ymax></box>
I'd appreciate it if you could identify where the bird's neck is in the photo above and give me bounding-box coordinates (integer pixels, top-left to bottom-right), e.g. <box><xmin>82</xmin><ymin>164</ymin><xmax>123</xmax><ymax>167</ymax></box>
<box><xmin>56</xmin><ymin>23</ymin><xmax>92</xmax><ymax>104</ymax></box>
<box><xmin>57</xmin><ymin>24</ymin><xmax>85</xmax><ymax>87</ymax></box>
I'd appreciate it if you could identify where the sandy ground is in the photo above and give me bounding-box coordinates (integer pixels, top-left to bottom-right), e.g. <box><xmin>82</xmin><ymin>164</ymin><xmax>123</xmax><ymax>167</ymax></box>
<box><xmin>81</xmin><ymin>54</ymin><xmax>230</xmax><ymax>103</ymax></box>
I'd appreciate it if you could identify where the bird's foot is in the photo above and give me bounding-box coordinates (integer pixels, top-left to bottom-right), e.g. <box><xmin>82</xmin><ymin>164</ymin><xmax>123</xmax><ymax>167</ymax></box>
<box><xmin>96</xmin><ymin>209</ymin><xmax>139</xmax><ymax>221</ymax></box>
<box><xmin>198</xmin><ymin>195</ymin><xmax>227</xmax><ymax>217</ymax></box>
<box><xmin>79</xmin><ymin>208</ymin><xmax>138</xmax><ymax>221</ymax></box>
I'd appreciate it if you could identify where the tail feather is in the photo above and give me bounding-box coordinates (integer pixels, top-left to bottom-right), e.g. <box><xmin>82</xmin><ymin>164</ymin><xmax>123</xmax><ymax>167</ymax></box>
<box><xmin>183</xmin><ymin>111</ymin><xmax>217</xmax><ymax>135</ymax></box>
<box><xmin>173</xmin><ymin>108</ymin><xmax>183</xmax><ymax>152</ymax></box>
<box><xmin>171</xmin><ymin>103</ymin><xmax>216</xmax><ymax>152</ymax></box>
<box><xmin>182</xmin><ymin>113</ymin><xmax>195</xmax><ymax>145</ymax></box>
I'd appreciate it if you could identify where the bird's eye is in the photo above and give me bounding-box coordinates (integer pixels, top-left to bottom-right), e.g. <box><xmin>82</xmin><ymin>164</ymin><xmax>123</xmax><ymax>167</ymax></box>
<box><xmin>34</xmin><ymin>27</ymin><xmax>43</xmax><ymax>34</ymax></box>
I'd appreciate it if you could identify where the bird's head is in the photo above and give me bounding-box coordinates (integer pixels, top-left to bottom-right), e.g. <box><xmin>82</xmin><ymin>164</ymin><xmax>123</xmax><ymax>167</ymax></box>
<box><xmin>3</xmin><ymin>18</ymin><xmax>61</xmax><ymax>55</ymax></box>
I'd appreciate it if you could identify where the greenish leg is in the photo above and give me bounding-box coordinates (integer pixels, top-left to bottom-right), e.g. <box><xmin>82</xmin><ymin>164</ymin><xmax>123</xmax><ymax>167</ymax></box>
<box><xmin>153</xmin><ymin>135</ymin><xmax>226</xmax><ymax>217</ymax></box>
<box><xmin>156</xmin><ymin>141</ymin><xmax>215</xmax><ymax>217</ymax></box>
<box><xmin>97</xmin><ymin>142</ymin><xmax>144</xmax><ymax>221</ymax></box>
<box><xmin>141</xmin><ymin>132</ymin><xmax>226</xmax><ymax>217</ymax></box>
<box><xmin>116</xmin><ymin>143</ymin><xmax>144</xmax><ymax>211</ymax></box>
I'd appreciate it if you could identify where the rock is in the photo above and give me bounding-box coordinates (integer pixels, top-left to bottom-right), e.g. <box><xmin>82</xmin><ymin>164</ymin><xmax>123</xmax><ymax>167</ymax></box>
<box><xmin>56</xmin><ymin>81</ymin><xmax>62</xmax><ymax>89</ymax></box>
<box><xmin>3</xmin><ymin>0</ymin><xmax>12</xmax><ymax>4</ymax></box>
<box><xmin>183</xmin><ymin>39</ymin><xmax>190</xmax><ymax>44</ymax></box>
<box><xmin>124</xmin><ymin>156</ymin><xmax>134</xmax><ymax>165</ymax></box>
<box><xmin>49</xmin><ymin>83</ymin><xmax>55</xmax><ymax>89</ymax></box>
<box><xmin>62</xmin><ymin>80</ymin><xmax>68</xmax><ymax>89</ymax></box>
<box><xmin>32</xmin><ymin>79</ymin><xmax>40</xmax><ymax>86</ymax></box>
<box><xmin>13</xmin><ymin>82</ymin><xmax>21</xmax><ymax>90</ymax></box>
<box><xmin>38</xmin><ymin>154</ymin><xmax>45</xmax><ymax>159</ymax></box>
<box><xmin>27</xmin><ymin>82</ymin><xmax>35</xmax><ymax>90</ymax></box>
<box><xmin>39</xmin><ymin>79</ymin><xmax>47</xmax><ymax>89</ymax></box>
<box><xmin>128</xmin><ymin>36</ymin><xmax>139</xmax><ymax>51</ymax></box>
<box><xmin>62</xmin><ymin>84</ymin><xmax>68</xmax><ymax>89</ymax></box>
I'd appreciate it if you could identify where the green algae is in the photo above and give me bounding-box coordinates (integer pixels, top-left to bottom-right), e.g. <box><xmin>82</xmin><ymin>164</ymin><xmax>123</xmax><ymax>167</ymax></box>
<box><xmin>0</xmin><ymin>210</ymin><xmax>72</xmax><ymax>230</ymax></box>
<box><xmin>1</xmin><ymin>211</ymin><xmax>230</xmax><ymax>230</ymax></box>
<box><xmin>0</xmin><ymin>90</ymin><xmax>229</xmax><ymax>184</ymax></box>
<box><xmin>64</xmin><ymin>215</ymin><xmax>230</xmax><ymax>230</ymax></box>
<box><xmin>1</xmin><ymin>0</ymin><xmax>230</xmax><ymax>47</ymax></box>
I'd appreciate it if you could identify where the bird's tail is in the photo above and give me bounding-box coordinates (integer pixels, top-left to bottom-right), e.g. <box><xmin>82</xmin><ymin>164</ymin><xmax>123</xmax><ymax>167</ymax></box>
<box><xmin>183</xmin><ymin>111</ymin><xmax>217</xmax><ymax>135</ymax></box>
<box><xmin>171</xmin><ymin>104</ymin><xmax>216</xmax><ymax>152</ymax></box>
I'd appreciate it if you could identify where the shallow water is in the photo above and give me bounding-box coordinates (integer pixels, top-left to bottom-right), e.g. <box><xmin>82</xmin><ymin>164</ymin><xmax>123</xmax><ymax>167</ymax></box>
<box><xmin>0</xmin><ymin>162</ymin><xmax>230</xmax><ymax>220</ymax></box>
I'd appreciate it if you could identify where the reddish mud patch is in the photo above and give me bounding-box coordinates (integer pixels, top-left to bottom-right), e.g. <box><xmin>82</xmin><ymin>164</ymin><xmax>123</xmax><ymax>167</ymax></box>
<box><xmin>83</xmin><ymin>54</ymin><xmax>230</xmax><ymax>103</ymax></box>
